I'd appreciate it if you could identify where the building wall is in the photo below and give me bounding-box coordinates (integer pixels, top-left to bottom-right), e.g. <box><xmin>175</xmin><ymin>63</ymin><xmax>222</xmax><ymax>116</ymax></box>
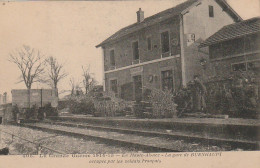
<box><xmin>209</xmin><ymin>33</ymin><xmax>260</xmax><ymax>79</ymax></box>
<box><xmin>103</xmin><ymin>17</ymin><xmax>181</xmax><ymax>71</ymax></box>
<box><xmin>103</xmin><ymin>16</ymin><xmax>182</xmax><ymax>97</ymax></box>
<box><xmin>105</xmin><ymin>57</ymin><xmax>182</xmax><ymax>100</ymax></box>
<box><xmin>0</xmin><ymin>103</ymin><xmax>13</xmax><ymax>124</ymax></box>
<box><xmin>181</xmin><ymin>0</ymin><xmax>235</xmax><ymax>84</ymax></box>
<box><xmin>12</xmin><ymin>89</ymin><xmax>58</xmax><ymax>108</ymax></box>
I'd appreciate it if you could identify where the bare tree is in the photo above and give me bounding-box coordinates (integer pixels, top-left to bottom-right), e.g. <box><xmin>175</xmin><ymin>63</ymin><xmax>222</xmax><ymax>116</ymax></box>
<box><xmin>69</xmin><ymin>77</ymin><xmax>76</xmax><ymax>96</ymax></box>
<box><xmin>44</xmin><ymin>56</ymin><xmax>68</xmax><ymax>96</ymax></box>
<box><xmin>82</xmin><ymin>66</ymin><xmax>97</xmax><ymax>95</ymax></box>
<box><xmin>9</xmin><ymin>45</ymin><xmax>46</xmax><ymax>107</ymax></box>
<box><xmin>69</xmin><ymin>77</ymin><xmax>83</xmax><ymax>96</ymax></box>
<box><xmin>9</xmin><ymin>45</ymin><xmax>45</xmax><ymax>89</ymax></box>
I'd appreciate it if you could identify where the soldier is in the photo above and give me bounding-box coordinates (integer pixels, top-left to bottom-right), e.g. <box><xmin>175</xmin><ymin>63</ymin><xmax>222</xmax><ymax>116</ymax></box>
<box><xmin>191</xmin><ymin>75</ymin><xmax>207</xmax><ymax>112</ymax></box>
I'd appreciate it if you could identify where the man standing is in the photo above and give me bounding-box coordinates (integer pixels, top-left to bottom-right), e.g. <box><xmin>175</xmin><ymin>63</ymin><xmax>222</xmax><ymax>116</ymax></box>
<box><xmin>191</xmin><ymin>75</ymin><xmax>207</xmax><ymax>112</ymax></box>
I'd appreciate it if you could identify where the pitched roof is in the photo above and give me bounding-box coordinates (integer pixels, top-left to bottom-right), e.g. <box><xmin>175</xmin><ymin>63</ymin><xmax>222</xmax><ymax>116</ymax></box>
<box><xmin>96</xmin><ymin>0</ymin><xmax>242</xmax><ymax>48</ymax></box>
<box><xmin>199</xmin><ymin>17</ymin><xmax>260</xmax><ymax>48</ymax></box>
<box><xmin>96</xmin><ymin>0</ymin><xmax>199</xmax><ymax>48</ymax></box>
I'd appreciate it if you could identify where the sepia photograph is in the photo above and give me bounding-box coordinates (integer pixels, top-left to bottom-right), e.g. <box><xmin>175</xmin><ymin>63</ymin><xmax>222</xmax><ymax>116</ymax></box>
<box><xmin>0</xmin><ymin>0</ymin><xmax>259</xmax><ymax>165</ymax></box>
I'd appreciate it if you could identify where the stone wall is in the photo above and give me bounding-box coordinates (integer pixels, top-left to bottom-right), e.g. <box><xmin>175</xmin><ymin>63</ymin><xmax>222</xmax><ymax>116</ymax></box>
<box><xmin>11</xmin><ymin>89</ymin><xmax>58</xmax><ymax>108</ymax></box>
<box><xmin>0</xmin><ymin>103</ymin><xmax>14</xmax><ymax>124</ymax></box>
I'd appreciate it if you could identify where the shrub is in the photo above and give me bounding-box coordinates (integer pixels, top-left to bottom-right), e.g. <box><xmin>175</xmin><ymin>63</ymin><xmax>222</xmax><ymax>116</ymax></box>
<box><xmin>68</xmin><ymin>95</ymin><xmax>95</xmax><ymax>115</ymax></box>
<box><xmin>174</xmin><ymin>71</ymin><xmax>259</xmax><ymax>118</ymax></box>
<box><xmin>39</xmin><ymin>103</ymin><xmax>58</xmax><ymax>117</ymax></box>
<box><xmin>12</xmin><ymin>104</ymin><xmax>19</xmax><ymax>121</ymax></box>
<box><xmin>174</xmin><ymin>87</ymin><xmax>193</xmax><ymax>116</ymax></box>
<box><xmin>37</xmin><ymin>108</ymin><xmax>45</xmax><ymax>120</ymax></box>
<box><xmin>145</xmin><ymin>86</ymin><xmax>177</xmax><ymax>118</ymax></box>
<box><xmin>24</xmin><ymin>105</ymin><xmax>38</xmax><ymax>120</ymax></box>
<box><xmin>93</xmin><ymin>92</ymin><xmax>133</xmax><ymax>117</ymax></box>
<box><xmin>202</xmin><ymin>72</ymin><xmax>259</xmax><ymax>118</ymax></box>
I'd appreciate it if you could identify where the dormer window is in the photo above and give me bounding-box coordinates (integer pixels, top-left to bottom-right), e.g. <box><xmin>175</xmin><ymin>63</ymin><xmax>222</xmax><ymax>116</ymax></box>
<box><xmin>209</xmin><ymin>5</ymin><xmax>214</xmax><ymax>18</ymax></box>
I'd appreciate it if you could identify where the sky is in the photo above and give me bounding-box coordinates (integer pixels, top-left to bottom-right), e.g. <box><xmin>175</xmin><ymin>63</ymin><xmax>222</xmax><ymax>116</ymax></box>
<box><xmin>0</xmin><ymin>0</ymin><xmax>259</xmax><ymax>100</ymax></box>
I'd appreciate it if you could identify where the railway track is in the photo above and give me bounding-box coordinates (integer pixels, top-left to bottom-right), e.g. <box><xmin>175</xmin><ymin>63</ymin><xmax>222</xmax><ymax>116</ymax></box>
<box><xmin>21</xmin><ymin>123</ymin><xmax>182</xmax><ymax>152</ymax></box>
<box><xmin>19</xmin><ymin>120</ymin><xmax>259</xmax><ymax>152</ymax></box>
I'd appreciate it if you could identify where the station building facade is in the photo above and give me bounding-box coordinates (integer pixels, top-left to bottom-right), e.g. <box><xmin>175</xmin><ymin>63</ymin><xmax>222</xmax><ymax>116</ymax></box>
<box><xmin>96</xmin><ymin>0</ymin><xmax>242</xmax><ymax>101</ymax></box>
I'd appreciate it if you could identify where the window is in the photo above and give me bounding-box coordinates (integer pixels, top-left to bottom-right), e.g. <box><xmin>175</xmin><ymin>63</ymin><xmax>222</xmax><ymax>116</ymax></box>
<box><xmin>232</xmin><ymin>63</ymin><xmax>246</xmax><ymax>71</ymax></box>
<box><xmin>209</xmin><ymin>5</ymin><xmax>214</xmax><ymax>17</ymax></box>
<box><xmin>161</xmin><ymin>70</ymin><xmax>173</xmax><ymax>91</ymax></box>
<box><xmin>110</xmin><ymin>50</ymin><xmax>115</xmax><ymax>66</ymax></box>
<box><xmin>132</xmin><ymin>41</ymin><xmax>139</xmax><ymax>60</ymax></box>
<box><xmin>110</xmin><ymin>79</ymin><xmax>118</xmax><ymax>96</ymax></box>
<box><xmin>161</xmin><ymin>31</ymin><xmax>170</xmax><ymax>53</ymax></box>
<box><xmin>147</xmin><ymin>37</ymin><xmax>152</xmax><ymax>51</ymax></box>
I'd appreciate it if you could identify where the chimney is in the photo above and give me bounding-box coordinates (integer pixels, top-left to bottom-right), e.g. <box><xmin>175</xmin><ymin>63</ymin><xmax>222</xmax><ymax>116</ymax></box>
<box><xmin>136</xmin><ymin>8</ymin><xmax>144</xmax><ymax>23</ymax></box>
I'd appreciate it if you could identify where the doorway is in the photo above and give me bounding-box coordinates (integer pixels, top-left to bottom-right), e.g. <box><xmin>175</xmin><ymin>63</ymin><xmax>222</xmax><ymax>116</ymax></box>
<box><xmin>161</xmin><ymin>70</ymin><xmax>174</xmax><ymax>91</ymax></box>
<box><xmin>133</xmin><ymin>75</ymin><xmax>142</xmax><ymax>102</ymax></box>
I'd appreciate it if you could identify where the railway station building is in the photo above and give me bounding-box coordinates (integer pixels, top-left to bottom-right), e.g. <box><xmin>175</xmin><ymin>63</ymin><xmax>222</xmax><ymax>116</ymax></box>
<box><xmin>199</xmin><ymin>17</ymin><xmax>260</xmax><ymax>81</ymax></box>
<box><xmin>96</xmin><ymin>0</ymin><xmax>242</xmax><ymax>101</ymax></box>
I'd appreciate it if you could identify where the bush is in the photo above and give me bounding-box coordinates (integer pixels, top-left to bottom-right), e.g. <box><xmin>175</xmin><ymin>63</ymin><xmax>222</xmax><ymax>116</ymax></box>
<box><xmin>24</xmin><ymin>105</ymin><xmax>38</xmax><ymax>120</ymax></box>
<box><xmin>38</xmin><ymin>103</ymin><xmax>58</xmax><ymax>118</ymax></box>
<box><xmin>93</xmin><ymin>92</ymin><xmax>133</xmax><ymax>117</ymax></box>
<box><xmin>174</xmin><ymin>87</ymin><xmax>193</xmax><ymax>116</ymax></box>
<box><xmin>37</xmin><ymin>108</ymin><xmax>45</xmax><ymax>120</ymax></box>
<box><xmin>12</xmin><ymin>104</ymin><xmax>19</xmax><ymax>122</ymax></box>
<box><xmin>174</xmin><ymin>71</ymin><xmax>259</xmax><ymax>118</ymax></box>
<box><xmin>145</xmin><ymin>86</ymin><xmax>177</xmax><ymax>118</ymax></box>
<box><xmin>203</xmin><ymin>73</ymin><xmax>259</xmax><ymax>118</ymax></box>
<box><xmin>68</xmin><ymin>95</ymin><xmax>95</xmax><ymax>115</ymax></box>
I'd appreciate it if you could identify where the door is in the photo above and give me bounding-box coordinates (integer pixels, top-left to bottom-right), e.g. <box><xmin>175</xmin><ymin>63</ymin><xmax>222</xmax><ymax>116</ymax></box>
<box><xmin>121</xmin><ymin>82</ymin><xmax>133</xmax><ymax>101</ymax></box>
<box><xmin>133</xmin><ymin>75</ymin><xmax>142</xmax><ymax>102</ymax></box>
<box><xmin>161</xmin><ymin>70</ymin><xmax>174</xmax><ymax>92</ymax></box>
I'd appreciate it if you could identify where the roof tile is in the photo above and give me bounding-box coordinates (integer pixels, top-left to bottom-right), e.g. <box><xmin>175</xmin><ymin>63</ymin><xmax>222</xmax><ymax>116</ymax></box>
<box><xmin>96</xmin><ymin>0</ymin><xmax>200</xmax><ymax>47</ymax></box>
<box><xmin>96</xmin><ymin>0</ymin><xmax>242</xmax><ymax>48</ymax></box>
<box><xmin>200</xmin><ymin>17</ymin><xmax>260</xmax><ymax>47</ymax></box>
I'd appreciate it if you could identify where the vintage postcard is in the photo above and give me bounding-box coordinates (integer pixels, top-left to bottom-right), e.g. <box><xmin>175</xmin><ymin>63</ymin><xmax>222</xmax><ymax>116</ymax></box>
<box><xmin>0</xmin><ymin>0</ymin><xmax>259</xmax><ymax>167</ymax></box>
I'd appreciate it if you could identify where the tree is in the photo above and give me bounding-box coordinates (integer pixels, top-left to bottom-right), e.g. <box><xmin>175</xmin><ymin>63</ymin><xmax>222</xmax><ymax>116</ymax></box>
<box><xmin>70</xmin><ymin>77</ymin><xmax>76</xmax><ymax>96</ymax></box>
<box><xmin>9</xmin><ymin>45</ymin><xmax>46</xmax><ymax>89</ymax></box>
<box><xmin>44</xmin><ymin>56</ymin><xmax>68</xmax><ymax>96</ymax></box>
<box><xmin>69</xmin><ymin>77</ymin><xmax>83</xmax><ymax>96</ymax></box>
<box><xmin>82</xmin><ymin>66</ymin><xmax>97</xmax><ymax>95</ymax></box>
<box><xmin>9</xmin><ymin>45</ymin><xmax>46</xmax><ymax>107</ymax></box>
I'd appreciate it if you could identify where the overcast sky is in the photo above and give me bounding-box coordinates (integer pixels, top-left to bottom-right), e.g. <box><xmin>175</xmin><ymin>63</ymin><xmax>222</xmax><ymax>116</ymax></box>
<box><xmin>0</xmin><ymin>0</ymin><xmax>259</xmax><ymax>99</ymax></box>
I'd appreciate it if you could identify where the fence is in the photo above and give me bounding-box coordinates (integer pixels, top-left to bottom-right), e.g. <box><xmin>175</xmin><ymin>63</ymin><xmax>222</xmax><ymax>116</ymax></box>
<box><xmin>0</xmin><ymin>129</ymin><xmax>65</xmax><ymax>155</ymax></box>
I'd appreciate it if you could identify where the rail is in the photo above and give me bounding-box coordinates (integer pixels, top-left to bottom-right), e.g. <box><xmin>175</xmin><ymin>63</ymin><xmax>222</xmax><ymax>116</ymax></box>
<box><xmin>0</xmin><ymin>129</ymin><xmax>66</xmax><ymax>155</ymax></box>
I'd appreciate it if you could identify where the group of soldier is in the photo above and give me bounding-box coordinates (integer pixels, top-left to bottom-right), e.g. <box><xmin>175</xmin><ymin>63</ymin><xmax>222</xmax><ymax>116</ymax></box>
<box><xmin>177</xmin><ymin>75</ymin><xmax>259</xmax><ymax>117</ymax></box>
